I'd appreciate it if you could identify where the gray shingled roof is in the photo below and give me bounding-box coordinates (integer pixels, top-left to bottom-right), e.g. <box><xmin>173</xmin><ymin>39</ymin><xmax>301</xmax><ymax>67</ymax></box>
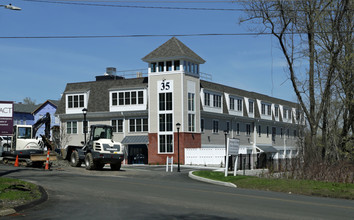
<box><xmin>56</xmin><ymin>77</ymin><xmax>148</xmax><ymax>115</ymax></box>
<box><xmin>142</xmin><ymin>37</ymin><xmax>206</xmax><ymax>64</ymax></box>
<box><xmin>14</xmin><ymin>103</ymin><xmax>39</xmax><ymax>113</ymax></box>
<box><xmin>200</xmin><ymin>80</ymin><xmax>299</xmax><ymax>109</ymax></box>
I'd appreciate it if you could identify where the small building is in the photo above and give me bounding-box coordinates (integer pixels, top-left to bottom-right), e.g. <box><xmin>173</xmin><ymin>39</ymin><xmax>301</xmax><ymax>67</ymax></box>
<box><xmin>56</xmin><ymin>37</ymin><xmax>303</xmax><ymax>168</ymax></box>
<box><xmin>13</xmin><ymin>103</ymin><xmax>37</xmax><ymax>126</ymax></box>
<box><xmin>32</xmin><ymin>100</ymin><xmax>60</xmax><ymax>138</ymax></box>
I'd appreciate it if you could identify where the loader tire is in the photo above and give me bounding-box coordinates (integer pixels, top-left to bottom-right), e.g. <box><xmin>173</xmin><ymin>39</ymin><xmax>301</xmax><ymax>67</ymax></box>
<box><xmin>85</xmin><ymin>153</ymin><xmax>96</xmax><ymax>170</ymax></box>
<box><xmin>70</xmin><ymin>151</ymin><xmax>82</xmax><ymax>167</ymax></box>
<box><xmin>110</xmin><ymin>162</ymin><xmax>121</xmax><ymax>171</ymax></box>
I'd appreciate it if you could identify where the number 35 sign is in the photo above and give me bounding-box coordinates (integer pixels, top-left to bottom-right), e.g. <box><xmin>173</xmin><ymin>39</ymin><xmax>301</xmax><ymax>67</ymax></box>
<box><xmin>158</xmin><ymin>80</ymin><xmax>173</xmax><ymax>93</ymax></box>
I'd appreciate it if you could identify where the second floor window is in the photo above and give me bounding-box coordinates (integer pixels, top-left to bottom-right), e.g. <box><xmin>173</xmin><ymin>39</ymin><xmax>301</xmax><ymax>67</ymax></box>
<box><xmin>204</xmin><ymin>92</ymin><xmax>210</xmax><ymax>106</ymax></box>
<box><xmin>68</xmin><ymin>95</ymin><xmax>84</xmax><ymax>108</ymax></box>
<box><xmin>249</xmin><ymin>100</ymin><xmax>254</xmax><ymax>113</ymax></box>
<box><xmin>213</xmin><ymin>94</ymin><xmax>221</xmax><ymax>108</ymax></box>
<box><xmin>129</xmin><ymin>118</ymin><xmax>148</xmax><ymax>132</ymax></box>
<box><xmin>112</xmin><ymin>90</ymin><xmax>144</xmax><ymax>106</ymax></box>
<box><xmin>230</xmin><ymin>98</ymin><xmax>235</xmax><ymax>110</ymax></box>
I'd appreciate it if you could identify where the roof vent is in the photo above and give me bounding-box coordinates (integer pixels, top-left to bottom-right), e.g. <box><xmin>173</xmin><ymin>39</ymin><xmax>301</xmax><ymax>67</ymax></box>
<box><xmin>105</xmin><ymin>67</ymin><xmax>116</xmax><ymax>76</ymax></box>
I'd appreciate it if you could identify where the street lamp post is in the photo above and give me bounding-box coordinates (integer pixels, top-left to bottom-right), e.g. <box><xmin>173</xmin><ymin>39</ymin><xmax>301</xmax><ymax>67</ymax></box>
<box><xmin>1</xmin><ymin>4</ymin><xmax>22</xmax><ymax>10</ymax></box>
<box><xmin>176</xmin><ymin>123</ymin><xmax>181</xmax><ymax>172</ymax></box>
<box><xmin>224</xmin><ymin>130</ymin><xmax>228</xmax><ymax>169</ymax></box>
<box><xmin>82</xmin><ymin>108</ymin><xmax>88</xmax><ymax>146</ymax></box>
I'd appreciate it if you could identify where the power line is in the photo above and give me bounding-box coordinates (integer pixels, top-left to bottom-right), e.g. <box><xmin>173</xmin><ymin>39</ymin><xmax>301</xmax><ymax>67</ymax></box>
<box><xmin>23</xmin><ymin>0</ymin><xmax>246</xmax><ymax>11</ymax></box>
<box><xmin>22</xmin><ymin>0</ymin><xmax>351</xmax><ymax>12</ymax></box>
<box><xmin>1</xmin><ymin>31</ymin><xmax>351</xmax><ymax>39</ymax></box>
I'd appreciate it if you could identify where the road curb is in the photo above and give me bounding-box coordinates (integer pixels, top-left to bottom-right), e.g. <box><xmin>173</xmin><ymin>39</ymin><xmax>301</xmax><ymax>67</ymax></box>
<box><xmin>0</xmin><ymin>184</ymin><xmax>48</xmax><ymax>217</ymax></box>
<box><xmin>14</xmin><ymin>185</ymin><xmax>48</xmax><ymax>212</ymax></box>
<box><xmin>188</xmin><ymin>171</ymin><xmax>237</xmax><ymax>188</ymax></box>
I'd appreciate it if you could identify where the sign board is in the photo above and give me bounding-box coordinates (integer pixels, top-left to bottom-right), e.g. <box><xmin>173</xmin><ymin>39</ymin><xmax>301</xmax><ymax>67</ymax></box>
<box><xmin>228</xmin><ymin>138</ymin><xmax>240</xmax><ymax>156</ymax></box>
<box><xmin>0</xmin><ymin>101</ymin><xmax>14</xmax><ymax>136</ymax></box>
<box><xmin>225</xmin><ymin>138</ymin><xmax>240</xmax><ymax>177</ymax></box>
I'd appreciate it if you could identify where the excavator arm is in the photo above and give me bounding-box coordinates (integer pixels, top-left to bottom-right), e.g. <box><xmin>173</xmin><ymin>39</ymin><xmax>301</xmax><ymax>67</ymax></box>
<box><xmin>32</xmin><ymin>112</ymin><xmax>51</xmax><ymax>139</ymax></box>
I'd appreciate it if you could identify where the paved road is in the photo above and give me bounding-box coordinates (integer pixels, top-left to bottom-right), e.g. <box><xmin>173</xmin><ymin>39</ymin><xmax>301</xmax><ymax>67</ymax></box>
<box><xmin>0</xmin><ymin>164</ymin><xmax>353</xmax><ymax>220</ymax></box>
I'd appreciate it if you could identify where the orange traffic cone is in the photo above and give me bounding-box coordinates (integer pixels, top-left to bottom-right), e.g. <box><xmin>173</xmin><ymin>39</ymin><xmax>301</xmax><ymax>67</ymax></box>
<box><xmin>45</xmin><ymin>150</ymin><xmax>50</xmax><ymax>170</ymax></box>
<box><xmin>14</xmin><ymin>155</ymin><xmax>19</xmax><ymax>167</ymax></box>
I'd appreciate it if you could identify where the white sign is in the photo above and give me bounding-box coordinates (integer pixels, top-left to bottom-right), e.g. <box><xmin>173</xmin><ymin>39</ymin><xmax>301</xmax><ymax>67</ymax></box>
<box><xmin>0</xmin><ymin>103</ymin><xmax>13</xmax><ymax>117</ymax></box>
<box><xmin>228</xmin><ymin>138</ymin><xmax>240</xmax><ymax>156</ymax></box>
<box><xmin>225</xmin><ymin>138</ymin><xmax>240</xmax><ymax>177</ymax></box>
<box><xmin>158</xmin><ymin>80</ymin><xmax>173</xmax><ymax>93</ymax></box>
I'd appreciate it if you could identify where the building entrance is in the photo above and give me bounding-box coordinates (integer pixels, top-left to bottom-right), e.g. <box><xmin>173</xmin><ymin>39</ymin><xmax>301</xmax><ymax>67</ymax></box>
<box><xmin>128</xmin><ymin>144</ymin><xmax>148</xmax><ymax>164</ymax></box>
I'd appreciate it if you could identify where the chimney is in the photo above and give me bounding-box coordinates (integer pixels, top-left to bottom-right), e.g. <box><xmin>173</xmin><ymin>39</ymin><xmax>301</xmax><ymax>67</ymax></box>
<box><xmin>136</xmin><ymin>72</ymin><xmax>143</xmax><ymax>78</ymax></box>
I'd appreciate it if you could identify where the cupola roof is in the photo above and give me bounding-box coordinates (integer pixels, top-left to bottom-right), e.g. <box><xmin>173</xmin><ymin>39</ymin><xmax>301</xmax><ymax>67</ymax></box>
<box><xmin>142</xmin><ymin>37</ymin><xmax>205</xmax><ymax>64</ymax></box>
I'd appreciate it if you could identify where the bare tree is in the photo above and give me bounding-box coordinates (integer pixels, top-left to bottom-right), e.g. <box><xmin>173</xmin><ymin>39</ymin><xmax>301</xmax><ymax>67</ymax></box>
<box><xmin>240</xmin><ymin>0</ymin><xmax>352</xmax><ymax>162</ymax></box>
<box><xmin>23</xmin><ymin>97</ymin><xmax>36</xmax><ymax>105</ymax></box>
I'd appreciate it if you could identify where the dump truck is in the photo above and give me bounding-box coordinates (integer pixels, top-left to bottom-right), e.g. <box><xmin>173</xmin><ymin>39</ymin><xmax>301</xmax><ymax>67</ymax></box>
<box><xmin>63</xmin><ymin>124</ymin><xmax>124</xmax><ymax>170</ymax></box>
<box><xmin>1</xmin><ymin>112</ymin><xmax>57</xmax><ymax>167</ymax></box>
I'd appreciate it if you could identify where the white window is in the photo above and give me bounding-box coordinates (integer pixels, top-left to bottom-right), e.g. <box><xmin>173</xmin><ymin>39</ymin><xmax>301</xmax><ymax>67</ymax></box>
<box><xmin>230</xmin><ymin>97</ymin><xmax>235</xmax><ymax>110</ymax></box>
<box><xmin>159</xmin><ymin>93</ymin><xmax>173</xmax><ymax>111</ymax></box>
<box><xmin>261</xmin><ymin>103</ymin><xmax>266</xmax><ymax>115</ymax></box>
<box><xmin>188</xmin><ymin>93</ymin><xmax>195</xmax><ymax>111</ymax></box>
<box><xmin>112</xmin><ymin>90</ymin><xmax>144</xmax><ymax>106</ymax></box>
<box><xmin>67</xmin><ymin>121</ymin><xmax>77</xmax><ymax>134</ymax></box>
<box><xmin>213</xmin><ymin>94</ymin><xmax>221</xmax><ymax>108</ymax></box>
<box><xmin>272</xmin><ymin>127</ymin><xmax>276</xmax><ymax>142</ymax></box>
<box><xmin>204</xmin><ymin>92</ymin><xmax>210</xmax><ymax>106</ymax></box>
<box><xmin>275</xmin><ymin>106</ymin><xmax>279</xmax><ymax>117</ymax></box>
<box><xmin>159</xmin><ymin>114</ymin><xmax>172</xmax><ymax>132</ymax></box>
<box><xmin>246</xmin><ymin>124</ymin><xmax>251</xmax><ymax>136</ymax></box>
<box><xmin>236</xmin><ymin>123</ymin><xmax>240</xmax><ymax>135</ymax></box>
<box><xmin>237</xmin><ymin>99</ymin><xmax>242</xmax><ymax>111</ymax></box>
<box><xmin>249</xmin><ymin>100</ymin><xmax>254</xmax><ymax>113</ymax></box>
<box><xmin>226</xmin><ymin>121</ymin><xmax>230</xmax><ymax>133</ymax></box>
<box><xmin>129</xmin><ymin>118</ymin><xmax>148</xmax><ymax>132</ymax></box>
<box><xmin>188</xmin><ymin>114</ymin><xmax>195</xmax><ymax>132</ymax></box>
<box><xmin>112</xmin><ymin>119</ymin><xmax>123</xmax><ymax>133</ymax></box>
<box><xmin>213</xmin><ymin>120</ymin><xmax>219</xmax><ymax>133</ymax></box>
<box><xmin>67</xmin><ymin>94</ymin><xmax>84</xmax><ymax>109</ymax></box>
<box><xmin>159</xmin><ymin>134</ymin><xmax>173</xmax><ymax>153</ymax></box>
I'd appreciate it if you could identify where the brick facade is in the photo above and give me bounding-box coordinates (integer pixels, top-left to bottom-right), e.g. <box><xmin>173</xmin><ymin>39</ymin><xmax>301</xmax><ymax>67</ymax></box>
<box><xmin>148</xmin><ymin>132</ymin><xmax>201</xmax><ymax>165</ymax></box>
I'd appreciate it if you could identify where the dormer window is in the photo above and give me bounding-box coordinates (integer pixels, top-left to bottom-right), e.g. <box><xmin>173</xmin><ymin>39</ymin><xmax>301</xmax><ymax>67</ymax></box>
<box><xmin>66</xmin><ymin>92</ymin><xmax>88</xmax><ymax>114</ymax></box>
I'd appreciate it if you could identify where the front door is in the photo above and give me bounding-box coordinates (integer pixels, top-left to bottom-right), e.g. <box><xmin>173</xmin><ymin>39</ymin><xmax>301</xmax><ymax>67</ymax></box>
<box><xmin>128</xmin><ymin>145</ymin><xmax>148</xmax><ymax>164</ymax></box>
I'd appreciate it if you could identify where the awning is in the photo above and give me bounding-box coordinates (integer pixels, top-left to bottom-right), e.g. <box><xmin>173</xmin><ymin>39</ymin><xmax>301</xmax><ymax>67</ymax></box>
<box><xmin>121</xmin><ymin>136</ymin><xmax>148</xmax><ymax>145</ymax></box>
<box><xmin>256</xmin><ymin>145</ymin><xmax>278</xmax><ymax>153</ymax></box>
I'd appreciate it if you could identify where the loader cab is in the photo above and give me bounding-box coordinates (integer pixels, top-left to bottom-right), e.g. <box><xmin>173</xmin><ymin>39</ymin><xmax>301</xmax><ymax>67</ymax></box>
<box><xmin>90</xmin><ymin>125</ymin><xmax>113</xmax><ymax>141</ymax></box>
<box><xmin>12</xmin><ymin>125</ymin><xmax>40</xmax><ymax>152</ymax></box>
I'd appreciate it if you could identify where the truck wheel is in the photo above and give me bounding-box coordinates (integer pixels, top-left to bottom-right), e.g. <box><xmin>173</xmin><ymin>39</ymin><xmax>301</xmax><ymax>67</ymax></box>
<box><xmin>85</xmin><ymin>153</ymin><xmax>96</xmax><ymax>170</ymax></box>
<box><xmin>110</xmin><ymin>162</ymin><xmax>121</xmax><ymax>171</ymax></box>
<box><xmin>70</xmin><ymin>151</ymin><xmax>82</xmax><ymax>167</ymax></box>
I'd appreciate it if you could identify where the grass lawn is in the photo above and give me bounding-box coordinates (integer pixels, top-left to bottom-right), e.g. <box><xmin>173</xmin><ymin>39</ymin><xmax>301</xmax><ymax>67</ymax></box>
<box><xmin>193</xmin><ymin>170</ymin><xmax>354</xmax><ymax>200</ymax></box>
<box><xmin>0</xmin><ymin>177</ymin><xmax>41</xmax><ymax>208</ymax></box>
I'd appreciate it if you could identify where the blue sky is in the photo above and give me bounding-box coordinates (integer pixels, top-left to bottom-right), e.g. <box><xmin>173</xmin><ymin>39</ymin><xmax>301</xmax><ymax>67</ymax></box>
<box><xmin>0</xmin><ymin>0</ymin><xmax>298</xmax><ymax>104</ymax></box>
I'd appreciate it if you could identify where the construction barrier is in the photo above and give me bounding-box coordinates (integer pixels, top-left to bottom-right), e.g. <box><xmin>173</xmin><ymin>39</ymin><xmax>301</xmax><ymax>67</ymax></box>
<box><xmin>14</xmin><ymin>155</ymin><xmax>19</xmax><ymax>167</ymax></box>
<box><xmin>45</xmin><ymin>150</ymin><xmax>50</xmax><ymax>170</ymax></box>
